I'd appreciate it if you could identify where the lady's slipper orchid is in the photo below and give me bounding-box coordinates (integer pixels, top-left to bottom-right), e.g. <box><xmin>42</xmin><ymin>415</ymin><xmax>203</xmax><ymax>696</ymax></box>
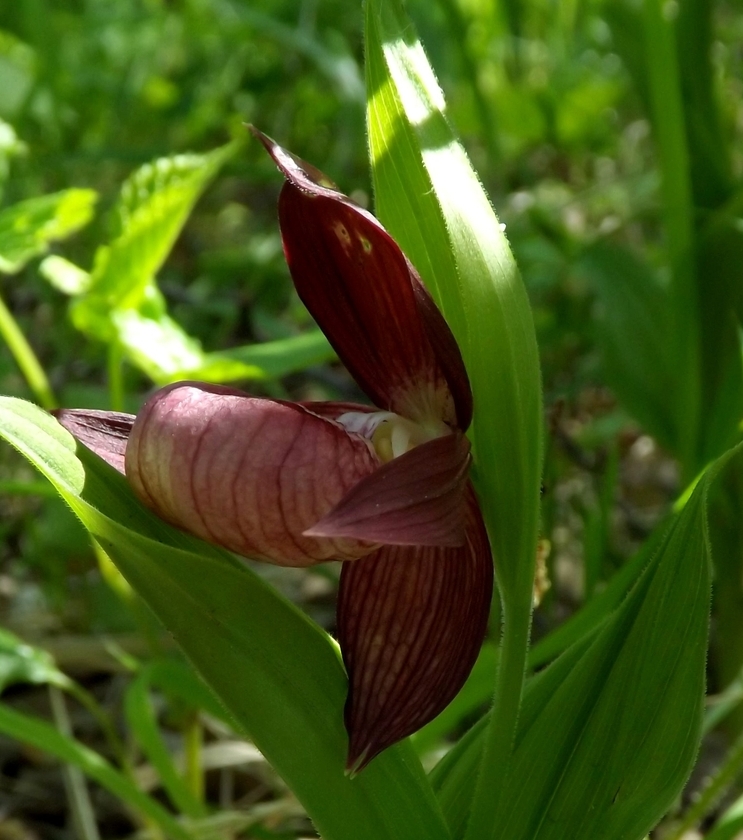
<box><xmin>56</xmin><ymin>130</ymin><xmax>493</xmax><ymax>774</ymax></box>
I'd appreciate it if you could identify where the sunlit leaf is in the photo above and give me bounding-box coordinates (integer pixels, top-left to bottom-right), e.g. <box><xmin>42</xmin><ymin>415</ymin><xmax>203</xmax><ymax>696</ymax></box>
<box><xmin>71</xmin><ymin>142</ymin><xmax>239</xmax><ymax>342</ymax></box>
<box><xmin>0</xmin><ymin>189</ymin><xmax>97</xmax><ymax>274</ymax></box>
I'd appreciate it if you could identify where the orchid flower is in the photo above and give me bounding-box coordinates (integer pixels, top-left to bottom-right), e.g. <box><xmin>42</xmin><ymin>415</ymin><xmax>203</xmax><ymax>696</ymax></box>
<box><xmin>56</xmin><ymin>130</ymin><xmax>493</xmax><ymax>774</ymax></box>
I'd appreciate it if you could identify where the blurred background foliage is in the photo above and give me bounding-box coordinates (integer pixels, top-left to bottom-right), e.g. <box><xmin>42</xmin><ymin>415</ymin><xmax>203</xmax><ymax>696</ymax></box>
<box><xmin>0</xmin><ymin>0</ymin><xmax>742</xmax><ymax>836</ymax></box>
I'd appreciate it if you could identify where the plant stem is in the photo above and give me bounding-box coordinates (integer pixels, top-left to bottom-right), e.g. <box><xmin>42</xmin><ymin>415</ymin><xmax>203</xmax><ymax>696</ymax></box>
<box><xmin>464</xmin><ymin>595</ymin><xmax>532</xmax><ymax>840</ymax></box>
<box><xmin>0</xmin><ymin>292</ymin><xmax>56</xmax><ymax>409</ymax></box>
<box><xmin>108</xmin><ymin>342</ymin><xmax>124</xmax><ymax>412</ymax></box>
<box><xmin>48</xmin><ymin>685</ymin><xmax>101</xmax><ymax>840</ymax></box>
<box><xmin>666</xmin><ymin>729</ymin><xmax>743</xmax><ymax>840</ymax></box>
<box><xmin>183</xmin><ymin>714</ymin><xmax>204</xmax><ymax>804</ymax></box>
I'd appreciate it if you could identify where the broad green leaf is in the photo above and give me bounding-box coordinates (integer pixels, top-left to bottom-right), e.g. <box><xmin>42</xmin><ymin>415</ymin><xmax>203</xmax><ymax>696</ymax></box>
<box><xmin>527</xmin><ymin>525</ymin><xmax>663</xmax><ymax>670</ymax></box>
<box><xmin>0</xmin><ymin>189</ymin><xmax>97</xmax><ymax>274</ymax></box>
<box><xmin>0</xmin><ymin>701</ymin><xmax>195</xmax><ymax>840</ymax></box>
<box><xmin>125</xmin><ymin>665</ymin><xmax>207</xmax><ymax>818</ymax></box>
<box><xmin>144</xmin><ymin>658</ymin><xmax>229</xmax><ymax>726</ymax></box>
<box><xmin>0</xmin><ymin>627</ymin><xmax>71</xmax><ymax>693</ymax></box>
<box><xmin>365</xmin><ymin>2</ymin><xmax>542</xmax><ymax>832</ymax></box>
<box><xmin>430</xmin><ymin>631</ymin><xmax>598</xmax><ymax>837</ymax></box>
<box><xmin>577</xmin><ymin>242</ymin><xmax>677</xmax><ymax>452</ymax></box>
<box><xmin>365</xmin><ymin>0</ymin><xmax>542</xmax><ymax>599</ymax></box>
<box><xmin>432</xmin><ymin>449</ymin><xmax>729</xmax><ymax>840</ymax></box>
<box><xmin>0</xmin><ymin>396</ymin><xmax>450</xmax><ymax>840</ymax></box>
<box><xmin>71</xmin><ymin>142</ymin><xmax>238</xmax><ymax>342</ymax></box>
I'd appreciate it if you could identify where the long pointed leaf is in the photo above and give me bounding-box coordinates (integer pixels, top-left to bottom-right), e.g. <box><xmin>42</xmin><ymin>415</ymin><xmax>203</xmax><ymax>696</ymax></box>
<box><xmin>0</xmin><ymin>396</ymin><xmax>450</xmax><ymax>840</ymax></box>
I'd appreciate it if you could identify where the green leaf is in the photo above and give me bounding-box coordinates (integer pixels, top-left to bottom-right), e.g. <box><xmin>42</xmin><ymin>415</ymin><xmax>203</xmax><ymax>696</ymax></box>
<box><xmin>144</xmin><ymin>658</ymin><xmax>230</xmax><ymax>726</ymax></box>
<box><xmin>0</xmin><ymin>701</ymin><xmax>196</xmax><ymax>840</ymax></box>
<box><xmin>430</xmin><ymin>631</ymin><xmax>597</xmax><ymax>837</ymax></box>
<box><xmin>0</xmin><ymin>189</ymin><xmax>97</xmax><ymax>274</ymax></box>
<box><xmin>110</xmin><ymin>310</ymin><xmax>333</xmax><ymax>386</ymax></box>
<box><xmin>365</xmin><ymin>0</ymin><xmax>542</xmax><ymax>600</ymax></box>
<box><xmin>365</xmin><ymin>2</ymin><xmax>542</xmax><ymax>833</ymax></box>
<box><xmin>204</xmin><ymin>329</ymin><xmax>336</xmax><ymax>381</ymax></box>
<box><xmin>431</xmin><ymin>448</ymin><xmax>733</xmax><ymax>840</ymax></box>
<box><xmin>577</xmin><ymin>242</ymin><xmax>677</xmax><ymax>452</ymax></box>
<box><xmin>111</xmin><ymin>308</ymin><xmax>261</xmax><ymax>385</ymax></box>
<box><xmin>124</xmin><ymin>665</ymin><xmax>208</xmax><ymax>818</ymax></box>
<box><xmin>0</xmin><ymin>396</ymin><xmax>450</xmax><ymax>840</ymax></box>
<box><xmin>642</xmin><ymin>0</ymin><xmax>699</xmax><ymax>473</ymax></box>
<box><xmin>71</xmin><ymin>142</ymin><xmax>238</xmax><ymax>342</ymax></box>
<box><xmin>676</xmin><ymin>0</ymin><xmax>733</xmax><ymax>209</ymax></box>
<box><xmin>0</xmin><ymin>627</ymin><xmax>71</xmax><ymax>693</ymax></box>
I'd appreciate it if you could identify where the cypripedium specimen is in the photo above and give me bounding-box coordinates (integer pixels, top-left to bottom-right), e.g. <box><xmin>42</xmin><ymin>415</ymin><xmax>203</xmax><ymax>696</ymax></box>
<box><xmin>55</xmin><ymin>130</ymin><xmax>493</xmax><ymax>774</ymax></box>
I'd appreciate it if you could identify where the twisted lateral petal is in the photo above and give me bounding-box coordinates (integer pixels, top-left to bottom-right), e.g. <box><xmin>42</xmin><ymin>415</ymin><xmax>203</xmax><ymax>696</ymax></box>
<box><xmin>252</xmin><ymin>128</ymin><xmax>472</xmax><ymax>430</ymax></box>
<box><xmin>306</xmin><ymin>433</ymin><xmax>471</xmax><ymax>547</ymax></box>
<box><xmin>125</xmin><ymin>383</ymin><xmax>382</xmax><ymax>567</ymax></box>
<box><xmin>54</xmin><ymin>409</ymin><xmax>135</xmax><ymax>475</ymax></box>
<box><xmin>338</xmin><ymin>484</ymin><xmax>493</xmax><ymax>773</ymax></box>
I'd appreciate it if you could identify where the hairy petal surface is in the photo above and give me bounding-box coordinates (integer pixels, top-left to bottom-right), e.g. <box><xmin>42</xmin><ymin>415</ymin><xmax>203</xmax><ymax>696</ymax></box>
<box><xmin>125</xmin><ymin>382</ymin><xmax>381</xmax><ymax>567</ymax></box>
<box><xmin>338</xmin><ymin>484</ymin><xmax>493</xmax><ymax>772</ymax></box>
<box><xmin>252</xmin><ymin>128</ymin><xmax>472</xmax><ymax>430</ymax></box>
<box><xmin>306</xmin><ymin>433</ymin><xmax>471</xmax><ymax>547</ymax></box>
<box><xmin>54</xmin><ymin>409</ymin><xmax>135</xmax><ymax>474</ymax></box>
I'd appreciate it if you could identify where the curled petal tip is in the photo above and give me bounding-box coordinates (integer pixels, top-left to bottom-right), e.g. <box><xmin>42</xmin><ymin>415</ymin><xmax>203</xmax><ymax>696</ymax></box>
<box><xmin>249</xmin><ymin>125</ymin><xmax>340</xmax><ymax>195</ymax></box>
<box><xmin>54</xmin><ymin>408</ymin><xmax>135</xmax><ymax>475</ymax></box>
<box><xmin>339</xmin><ymin>484</ymin><xmax>493</xmax><ymax>772</ymax></box>
<box><xmin>254</xmin><ymin>128</ymin><xmax>472</xmax><ymax>429</ymax></box>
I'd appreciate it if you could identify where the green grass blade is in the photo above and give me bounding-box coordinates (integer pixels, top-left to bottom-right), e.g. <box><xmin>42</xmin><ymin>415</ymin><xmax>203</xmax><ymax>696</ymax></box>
<box><xmin>124</xmin><ymin>667</ymin><xmax>208</xmax><ymax>818</ymax></box>
<box><xmin>0</xmin><ymin>701</ymin><xmax>195</xmax><ymax>840</ymax></box>
<box><xmin>642</xmin><ymin>0</ymin><xmax>699</xmax><ymax>473</ymax></box>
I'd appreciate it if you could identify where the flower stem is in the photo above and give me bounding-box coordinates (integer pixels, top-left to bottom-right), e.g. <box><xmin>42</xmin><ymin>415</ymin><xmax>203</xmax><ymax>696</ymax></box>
<box><xmin>0</xmin><ymin>292</ymin><xmax>56</xmax><ymax>409</ymax></box>
<box><xmin>107</xmin><ymin>342</ymin><xmax>124</xmax><ymax>412</ymax></box>
<box><xmin>464</xmin><ymin>595</ymin><xmax>532</xmax><ymax>840</ymax></box>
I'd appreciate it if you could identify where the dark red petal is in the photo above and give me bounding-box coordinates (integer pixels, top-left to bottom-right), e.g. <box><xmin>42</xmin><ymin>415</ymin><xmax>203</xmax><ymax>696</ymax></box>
<box><xmin>338</xmin><ymin>484</ymin><xmax>493</xmax><ymax>773</ymax></box>
<box><xmin>305</xmin><ymin>432</ymin><xmax>470</xmax><ymax>547</ymax></box>
<box><xmin>53</xmin><ymin>409</ymin><xmax>135</xmax><ymax>474</ymax></box>
<box><xmin>251</xmin><ymin>127</ymin><xmax>472</xmax><ymax>430</ymax></box>
<box><xmin>125</xmin><ymin>382</ymin><xmax>381</xmax><ymax>567</ymax></box>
